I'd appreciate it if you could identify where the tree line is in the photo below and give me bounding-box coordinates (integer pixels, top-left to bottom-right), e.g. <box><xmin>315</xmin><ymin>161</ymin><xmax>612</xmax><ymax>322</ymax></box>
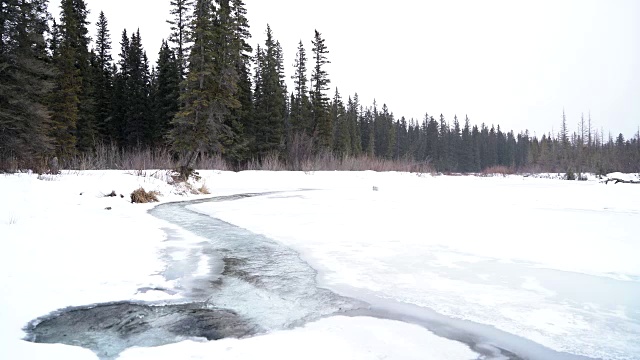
<box><xmin>1</xmin><ymin>0</ymin><xmax>638</xmax><ymax>174</ymax></box>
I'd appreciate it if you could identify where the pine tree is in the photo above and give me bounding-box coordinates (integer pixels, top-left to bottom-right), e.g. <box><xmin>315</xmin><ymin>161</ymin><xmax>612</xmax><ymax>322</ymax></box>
<box><xmin>310</xmin><ymin>30</ymin><xmax>331</xmax><ymax>150</ymax></box>
<box><xmin>167</xmin><ymin>0</ymin><xmax>194</xmax><ymax>79</ymax></box>
<box><xmin>0</xmin><ymin>0</ymin><xmax>55</xmax><ymax>169</ymax></box>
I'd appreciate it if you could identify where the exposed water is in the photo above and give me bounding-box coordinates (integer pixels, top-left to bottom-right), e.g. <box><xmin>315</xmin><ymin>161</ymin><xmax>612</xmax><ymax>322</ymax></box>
<box><xmin>24</xmin><ymin>193</ymin><xmax>601</xmax><ymax>360</ymax></box>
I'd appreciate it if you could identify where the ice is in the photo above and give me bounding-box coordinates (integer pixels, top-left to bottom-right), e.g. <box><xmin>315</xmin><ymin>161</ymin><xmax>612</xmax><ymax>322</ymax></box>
<box><xmin>151</xmin><ymin>197</ymin><xmax>363</xmax><ymax>331</ymax></box>
<box><xmin>191</xmin><ymin>172</ymin><xmax>640</xmax><ymax>360</ymax></box>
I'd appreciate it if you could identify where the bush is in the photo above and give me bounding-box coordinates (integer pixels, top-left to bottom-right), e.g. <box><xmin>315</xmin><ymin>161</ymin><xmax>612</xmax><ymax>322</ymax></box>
<box><xmin>565</xmin><ymin>169</ymin><xmax>576</xmax><ymax>181</ymax></box>
<box><xmin>130</xmin><ymin>187</ymin><xmax>161</xmax><ymax>203</ymax></box>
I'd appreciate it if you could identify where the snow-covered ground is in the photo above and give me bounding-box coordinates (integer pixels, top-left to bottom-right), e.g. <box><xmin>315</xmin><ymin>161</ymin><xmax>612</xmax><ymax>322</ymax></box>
<box><xmin>1</xmin><ymin>170</ymin><xmax>638</xmax><ymax>359</ymax></box>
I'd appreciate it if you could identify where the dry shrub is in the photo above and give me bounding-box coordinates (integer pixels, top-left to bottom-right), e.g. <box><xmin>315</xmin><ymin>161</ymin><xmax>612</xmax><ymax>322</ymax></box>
<box><xmin>309</xmin><ymin>154</ymin><xmax>434</xmax><ymax>173</ymax></box>
<box><xmin>52</xmin><ymin>140</ymin><xmax>437</xmax><ymax>174</ymax></box>
<box><xmin>245</xmin><ymin>151</ymin><xmax>434</xmax><ymax>173</ymax></box>
<box><xmin>36</xmin><ymin>174</ymin><xmax>59</xmax><ymax>181</ymax></box>
<box><xmin>130</xmin><ymin>187</ymin><xmax>161</xmax><ymax>203</ymax></box>
<box><xmin>194</xmin><ymin>154</ymin><xmax>230</xmax><ymax>171</ymax></box>
<box><xmin>287</xmin><ymin>132</ymin><xmax>316</xmax><ymax>171</ymax></box>
<box><xmin>0</xmin><ymin>155</ymin><xmax>18</xmax><ymax>173</ymax></box>
<box><xmin>246</xmin><ymin>152</ymin><xmax>287</xmax><ymax>171</ymax></box>
<box><xmin>199</xmin><ymin>183</ymin><xmax>210</xmax><ymax>194</ymax></box>
<box><xmin>481</xmin><ymin>165</ymin><xmax>514</xmax><ymax>177</ymax></box>
<box><xmin>62</xmin><ymin>143</ymin><xmax>232</xmax><ymax>171</ymax></box>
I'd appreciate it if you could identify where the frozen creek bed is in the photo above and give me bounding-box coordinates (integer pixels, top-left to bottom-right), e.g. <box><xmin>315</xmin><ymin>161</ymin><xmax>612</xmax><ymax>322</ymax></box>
<box><xmin>24</xmin><ymin>193</ymin><xmax>604</xmax><ymax>360</ymax></box>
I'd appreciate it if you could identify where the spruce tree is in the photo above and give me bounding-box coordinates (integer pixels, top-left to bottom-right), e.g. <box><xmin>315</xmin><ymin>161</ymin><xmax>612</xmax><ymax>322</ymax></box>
<box><xmin>346</xmin><ymin>94</ymin><xmax>362</xmax><ymax>155</ymax></box>
<box><xmin>396</xmin><ymin>117</ymin><xmax>408</xmax><ymax>159</ymax></box>
<box><xmin>331</xmin><ymin>88</ymin><xmax>349</xmax><ymax>156</ymax></box>
<box><xmin>151</xmin><ymin>40</ymin><xmax>180</xmax><ymax>146</ymax></box>
<box><xmin>425</xmin><ymin>115</ymin><xmax>438</xmax><ymax>163</ymax></box>
<box><xmin>227</xmin><ymin>0</ymin><xmax>253</xmax><ymax>164</ymax></box>
<box><xmin>170</xmin><ymin>0</ymin><xmax>241</xmax><ymax>169</ymax></box>
<box><xmin>110</xmin><ymin>30</ymin><xmax>130</xmax><ymax>145</ymax></box>
<box><xmin>291</xmin><ymin>40</ymin><xmax>311</xmax><ymax>134</ymax></box>
<box><xmin>451</xmin><ymin>115</ymin><xmax>461</xmax><ymax>170</ymax></box>
<box><xmin>384</xmin><ymin>104</ymin><xmax>395</xmax><ymax>159</ymax></box>
<box><xmin>252</xmin><ymin>25</ymin><xmax>286</xmax><ymax>157</ymax></box>
<box><xmin>311</xmin><ymin>30</ymin><xmax>331</xmax><ymax>150</ymax></box>
<box><xmin>0</xmin><ymin>0</ymin><xmax>55</xmax><ymax>170</ymax></box>
<box><xmin>437</xmin><ymin>114</ymin><xmax>449</xmax><ymax>170</ymax></box>
<box><xmin>92</xmin><ymin>11</ymin><xmax>113</xmax><ymax>143</ymax></box>
<box><xmin>250</xmin><ymin>44</ymin><xmax>263</xmax><ymax>149</ymax></box>
<box><xmin>488</xmin><ymin>125</ymin><xmax>498</xmax><ymax>167</ymax></box>
<box><xmin>50</xmin><ymin>0</ymin><xmax>95</xmax><ymax>156</ymax></box>
<box><xmin>215</xmin><ymin>0</ymin><xmax>252</xmax><ymax>164</ymax></box>
<box><xmin>167</xmin><ymin>0</ymin><xmax>194</xmax><ymax>79</ymax></box>
<box><xmin>361</xmin><ymin>107</ymin><xmax>375</xmax><ymax>157</ymax></box>
<box><xmin>460</xmin><ymin>115</ymin><xmax>473</xmax><ymax>172</ymax></box>
<box><xmin>123</xmin><ymin>29</ymin><xmax>151</xmax><ymax>147</ymax></box>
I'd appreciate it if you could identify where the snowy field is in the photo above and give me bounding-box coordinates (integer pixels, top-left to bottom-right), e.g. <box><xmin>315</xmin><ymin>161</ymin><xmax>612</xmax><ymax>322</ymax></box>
<box><xmin>0</xmin><ymin>170</ymin><xmax>638</xmax><ymax>359</ymax></box>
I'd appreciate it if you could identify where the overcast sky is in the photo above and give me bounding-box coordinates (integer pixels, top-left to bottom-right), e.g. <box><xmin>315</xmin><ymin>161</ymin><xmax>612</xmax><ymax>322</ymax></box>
<box><xmin>48</xmin><ymin>0</ymin><xmax>640</xmax><ymax>139</ymax></box>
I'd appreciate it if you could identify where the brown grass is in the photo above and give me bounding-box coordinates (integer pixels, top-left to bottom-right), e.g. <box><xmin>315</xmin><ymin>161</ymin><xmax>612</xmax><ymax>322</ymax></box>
<box><xmin>246</xmin><ymin>151</ymin><xmax>434</xmax><ymax>174</ymax></box>
<box><xmin>45</xmin><ymin>142</ymin><xmax>435</xmax><ymax>174</ymax></box>
<box><xmin>130</xmin><ymin>187</ymin><xmax>161</xmax><ymax>203</ymax></box>
<box><xmin>481</xmin><ymin>165</ymin><xmax>514</xmax><ymax>177</ymax></box>
<box><xmin>198</xmin><ymin>182</ymin><xmax>210</xmax><ymax>194</ymax></box>
<box><xmin>63</xmin><ymin>143</ymin><xmax>230</xmax><ymax>171</ymax></box>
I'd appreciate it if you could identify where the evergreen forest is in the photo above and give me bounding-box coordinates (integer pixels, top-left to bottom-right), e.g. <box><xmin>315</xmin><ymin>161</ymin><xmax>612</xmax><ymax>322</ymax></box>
<box><xmin>1</xmin><ymin>0</ymin><xmax>639</xmax><ymax>174</ymax></box>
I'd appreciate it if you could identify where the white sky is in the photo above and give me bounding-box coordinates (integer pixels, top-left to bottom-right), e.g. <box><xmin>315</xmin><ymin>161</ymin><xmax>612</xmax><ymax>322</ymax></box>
<box><xmin>48</xmin><ymin>0</ymin><xmax>640</xmax><ymax>139</ymax></box>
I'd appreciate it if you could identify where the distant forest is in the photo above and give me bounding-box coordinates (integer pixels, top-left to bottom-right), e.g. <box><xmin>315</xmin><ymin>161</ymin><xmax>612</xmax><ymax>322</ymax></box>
<box><xmin>1</xmin><ymin>0</ymin><xmax>639</xmax><ymax>174</ymax></box>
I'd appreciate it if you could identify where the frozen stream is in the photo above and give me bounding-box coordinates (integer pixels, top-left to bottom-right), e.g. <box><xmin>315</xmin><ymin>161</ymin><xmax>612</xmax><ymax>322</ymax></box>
<box><xmin>25</xmin><ymin>193</ymin><xmax>603</xmax><ymax>360</ymax></box>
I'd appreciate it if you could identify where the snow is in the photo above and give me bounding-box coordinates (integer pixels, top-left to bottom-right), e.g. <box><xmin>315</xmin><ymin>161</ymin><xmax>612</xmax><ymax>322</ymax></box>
<box><xmin>119</xmin><ymin>316</ymin><xmax>476</xmax><ymax>360</ymax></box>
<box><xmin>1</xmin><ymin>170</ymin><xmax>638</xmax><ymax>360</ymax></box>
<box><xmin>604</xmin><ymin>172</ymin><xmax>640</xmax><ymax>183</ymax></box>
